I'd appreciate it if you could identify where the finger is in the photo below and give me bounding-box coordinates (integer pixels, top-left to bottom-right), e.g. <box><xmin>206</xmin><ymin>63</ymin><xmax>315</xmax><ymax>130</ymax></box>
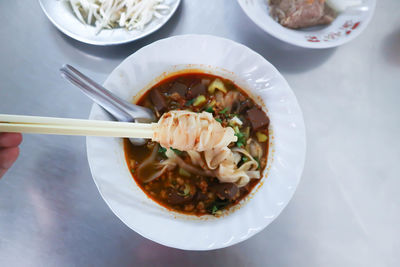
<box><xmin>0</xmin><ymin>168</ymin><xmax>8</xmax><ymax>179</ymax></box>
<box><xmin>0</xmin><ymin>133</ymin><xmax>23</xmax><ymax>148</ymax></box>
<box><xmin>0</xmin><ymin>147</ymin><xmax>20</xmax><ymax>169</ymax></box>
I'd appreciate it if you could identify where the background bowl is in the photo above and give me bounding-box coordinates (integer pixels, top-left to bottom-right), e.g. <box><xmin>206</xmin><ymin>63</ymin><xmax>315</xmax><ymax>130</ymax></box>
<box><xmin>237</xmin><ymin>0</ymin><xmax>376</xmax><ymax>49</ymax></box>
<box><xmin>86</xmin><ymin>34</ymin><xmax>306</xmax><ymax>250</ymax></box>
<box><xmin>38</xmin><ymin>0</ymin><xmax>181</xmax><ymax>45</ymax></box>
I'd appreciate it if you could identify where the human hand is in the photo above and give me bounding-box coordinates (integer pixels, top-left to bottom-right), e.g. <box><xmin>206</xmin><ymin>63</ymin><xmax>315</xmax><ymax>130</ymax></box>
<box><xmin>0</xmin><ymin>133</ymin><xmax>22</xmax><ymax>178</ymax></box>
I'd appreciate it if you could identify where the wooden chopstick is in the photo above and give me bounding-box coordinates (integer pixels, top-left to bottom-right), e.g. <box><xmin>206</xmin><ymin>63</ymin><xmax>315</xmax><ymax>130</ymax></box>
<box><xmin>0</xmin><ymin>114</ymin><xmax>155</xmax><ymax>139</ymax></box>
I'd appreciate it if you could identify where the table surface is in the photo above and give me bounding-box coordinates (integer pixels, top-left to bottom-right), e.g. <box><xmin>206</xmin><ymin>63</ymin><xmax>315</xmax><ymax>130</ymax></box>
<box><xmin>0</xmin><ymin>1</ymin><xmax>399</xmax><ymax>266</ymax></box>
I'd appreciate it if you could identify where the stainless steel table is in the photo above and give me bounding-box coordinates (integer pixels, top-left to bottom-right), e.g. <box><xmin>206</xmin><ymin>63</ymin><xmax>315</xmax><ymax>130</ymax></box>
<box><xmin>0</xmin><ymin>1</ymin><xmax>399</xmax><ymax>266</ymax></box>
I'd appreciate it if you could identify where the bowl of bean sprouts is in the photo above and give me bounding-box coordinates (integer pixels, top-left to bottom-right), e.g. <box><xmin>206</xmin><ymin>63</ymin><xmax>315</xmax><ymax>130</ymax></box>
<box><xmin>39</xmin><ymin>0</ymin><xmax>181</xmax><ymax>45</ymax></box>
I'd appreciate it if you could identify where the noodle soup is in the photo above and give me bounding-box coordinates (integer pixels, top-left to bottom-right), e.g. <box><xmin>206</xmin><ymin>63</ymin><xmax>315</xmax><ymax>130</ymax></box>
<box><xmin>124</xmin><ymin>73</ymin><xmax>270</xmax><ymax>216</ymax></box>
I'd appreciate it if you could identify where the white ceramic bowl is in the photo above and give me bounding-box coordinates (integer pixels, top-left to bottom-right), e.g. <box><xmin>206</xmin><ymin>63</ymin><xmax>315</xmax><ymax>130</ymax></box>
<box><xmin>86</xmin><ymin>35</ymin><xmax>306</xmax><ymax>250</ymax></box>
<box><xmin>38</xmin><ymin>0</ymin><xmax>181</xmax><ymax>45</ymax></box>
<box><xmin>237</xmin><ymin>0</ymin><xmax>376</xmax><ymax>49</ymax></box>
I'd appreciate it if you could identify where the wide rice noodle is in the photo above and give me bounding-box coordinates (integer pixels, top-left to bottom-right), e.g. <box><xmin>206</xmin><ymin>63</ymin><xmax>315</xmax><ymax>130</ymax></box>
<box><xmin>145</xmin><ymin>110</ymin><xmax>262</xmax><ymax>187</ymax></box>
<box><xmin>186</xmin><ymin>147</ymin><xmax>261</xmax><ymax>187</ymax></box>
<box><xmin>153</xmin><ymin>110</ymin><xmax>237</xmax><ymax>152</ymax></box>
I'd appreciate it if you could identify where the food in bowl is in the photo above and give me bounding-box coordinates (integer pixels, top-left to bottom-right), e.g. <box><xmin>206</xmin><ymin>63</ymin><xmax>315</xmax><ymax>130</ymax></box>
<box><xmin>269</xmin><ymin>0</ymin><xmax>337</xmax><ymax>29</ymax></box>
<box><xmin>268</xmin><ymin>0</ymin><xmax>361</xmax><ymax>29</ymax></box>
<box><xmin>124</xmin><ymin>72</ymin><xmax>270</xmax><ymax>216</ymax></box>
<box><xmin>67</xmin><ymin>0</ymin><xmax>170</xmax><ymax>34</ymax></box>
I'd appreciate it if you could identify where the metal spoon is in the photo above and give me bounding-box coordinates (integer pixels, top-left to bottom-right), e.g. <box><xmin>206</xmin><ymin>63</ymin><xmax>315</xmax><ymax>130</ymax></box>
<box><xmin>59</xmin><ymin>64</ymin><xmax>156</xmax><ymax>145</ymax></box>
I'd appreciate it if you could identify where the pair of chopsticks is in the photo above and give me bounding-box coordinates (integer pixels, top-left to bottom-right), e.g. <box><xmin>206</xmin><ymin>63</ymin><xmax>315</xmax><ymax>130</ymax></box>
<box><xmin>0</xmin><ymin>114</ymin><xmax>154</xmax><ymax>139</ymax></box>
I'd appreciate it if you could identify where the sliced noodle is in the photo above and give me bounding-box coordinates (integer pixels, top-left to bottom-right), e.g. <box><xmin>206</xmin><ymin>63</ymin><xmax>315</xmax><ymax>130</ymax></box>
<box><xmin>166</xmin><ymin>149</ymin><xmax>213</xmax><ymax>177</ymax></box>
<box><xmin>214</xmin><ymin>147</ymin><xmax>261</xmax><ymax>187</ymax></box>
<box><xmin>139</xmin><ymin>111</ymin><xmax>264</xmax><ymax>187</ymax></box>
<box><xmin>204</xmin><ymin>147</ymin><xmax>232</xmax><ymax>170</ymax></box>
<box><xmin>247</xmin><ymin>138</ymin><xmax>263</xmax><ymax>160</ymax></box>
<box><xmin>186</xmin><ymin>146</ymin><xmax>262</xmax><ymax>187</ymax></box>
<box><xmin>215</xmin><ymin>91</ymin><xmax>239</xmax><ymax>113</ymax></box>
<box><xmin>137</xmin><ymin>144</ymin><xmax>176</xmax><ymax>183</ymax></box>
<box><xmin>153</xmin><ymin>111</ymin><xmax>237</xmax><ymax>152</ymax></box>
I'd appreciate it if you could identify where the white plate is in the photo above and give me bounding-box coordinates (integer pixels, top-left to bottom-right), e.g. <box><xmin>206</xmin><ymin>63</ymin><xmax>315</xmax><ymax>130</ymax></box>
<box><xmin>38</xmin><ymin>0</ymin><xmax>181</xmax><ymax>46</ymax></box>
<box><xmin>86</xmin><ymin>35</ymin><xmax>306</xmax><ymax>250</ymax></box>
<box><xmin>237</xmin><ymin>0</ymin><xmax>376</xmax><ymax>49</ymax></box>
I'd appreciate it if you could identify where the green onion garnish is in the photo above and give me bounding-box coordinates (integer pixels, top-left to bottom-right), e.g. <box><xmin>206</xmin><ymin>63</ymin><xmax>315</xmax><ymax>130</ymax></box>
<box><xmin>193</xmin><ymin>95</ymin><xmax>206</xmax><ymax>106</ymax></box>
<box><xmin>211</xmin><ymin>205</ymin><xmax>218</xmax><ymax>215</ymax></box>
<box><xmin>219</xmin><ymin>107</ymin><xmax>229</xmax><ymax>114</ymax></box>
<box><xmin>235</xmin><ymin>130</ymin><xmax>246</xmax><ymax>148</ymax></box>
<box><xmin>177</xmin><ymin>184</ymin><xmax>191</xmax><ymax>196</ymax></box>
<box><xmin>205</xmin><ymin>106</ymin><xmax>214</xmax><ymax>113</ymax></box>
<box><xmin>158</xmin><ymin>146</ymin><xmax>167</xmax><ymax>157</ymax></box>
<box><xmin>178</xmin><ymin>168</ymin><xmax>191</xmax><ymax>177</ymax></box>
<box><xmin>185</xmin><ymin>99</ymin><xmax>195</xmax><ymax>106</ymax></box>
<box><xmin>171</xmin><ymin>148</ymin><xmax>183</xmax><ymax>155</ymax></box>
<box><xmin>254</xmin><ymin>157</ymin><xmax>261</xmax><ymax>169</ymax></box>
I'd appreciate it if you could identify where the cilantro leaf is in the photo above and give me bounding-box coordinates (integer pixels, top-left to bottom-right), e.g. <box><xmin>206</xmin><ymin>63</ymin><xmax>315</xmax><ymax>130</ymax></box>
<box><xmin>158</xmin><ymin>146</ymin><xmax>167</xmax><ymax>157</ymax></box>
<box><xmin>254</xmin><ymin>157</ymin><xmax>261</xmax><ymax>169</ymax></box>
<box><xmin>234</xmin><ymin>131</ymin><xmax>246</xmax><ymax>148</ymax></box>
<box><xmin>205</xmin><ymin>106</ymin><xmax>214</xmax><ymax>113</ymax></box>
<box><xmin>219</xmin><ymin>107</ymin><xmax>229</xmax><ymax>114</ymax></box>
<box><xmin>235</xmin><ymin>132</ymin><xmax>244</xmax><ymax>139</ymax></box>
<box><xmin>171</xmin><ymin>148</ymin><xmax>183</xmax><ymax>155</ymax></box>
<box><xmin>185</xmin><ymin>99</ymin><xmax>195</xmax><ymax>106</ymax></box>
<box><xmin>208</xmin><ymin>198</ymin><xmax>230</xmax><ymax>215</ymax></box>
<box><xmin>211</xmin><ymin>205</ymin><xmax>218</xmax><ymax>215</ymax></box>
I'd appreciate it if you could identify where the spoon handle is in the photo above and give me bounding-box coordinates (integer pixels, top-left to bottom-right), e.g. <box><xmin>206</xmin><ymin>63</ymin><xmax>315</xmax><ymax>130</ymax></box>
<box><xmin>60</xmin><ymin>64</ymin><xmax>155</xmax><ymax>123</ymax></box>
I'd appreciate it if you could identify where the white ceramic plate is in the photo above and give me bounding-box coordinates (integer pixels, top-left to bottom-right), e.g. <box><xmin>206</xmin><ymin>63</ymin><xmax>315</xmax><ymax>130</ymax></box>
<box><xmin>86</xmin><ymin>35</ymin><xmax>306</xmax><ymax>250</ymax></box>
<box><xmin>237</xmin><ymin>0</ymin><xmax>376</xmax><ymax>49</ymax></box>
<box><xmin>38</xmin><ymin>0</ymin><xmax>181</xmax><ymax>46</ymax></box>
